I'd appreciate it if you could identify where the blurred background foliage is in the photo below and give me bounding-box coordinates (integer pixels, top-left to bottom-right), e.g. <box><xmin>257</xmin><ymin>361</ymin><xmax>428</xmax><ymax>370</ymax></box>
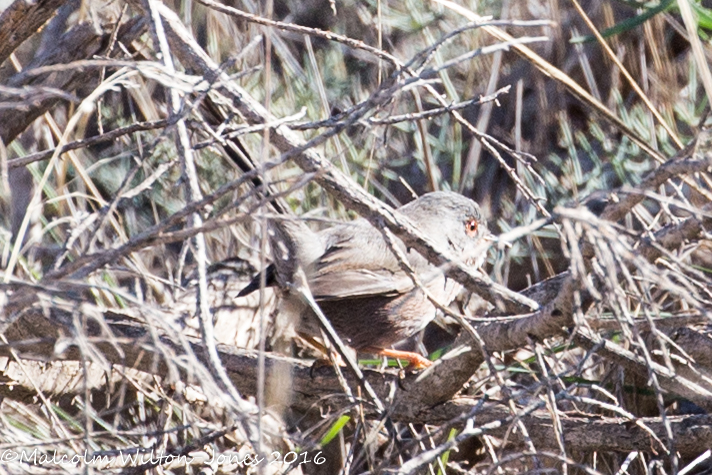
<box><xmin>5</xmin><ymin>0</ymin><xmax>712</xmax><ymax>292</ymax></box>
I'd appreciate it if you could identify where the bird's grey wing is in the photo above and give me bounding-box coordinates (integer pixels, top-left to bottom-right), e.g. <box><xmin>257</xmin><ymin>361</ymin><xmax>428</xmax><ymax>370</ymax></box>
<box><xmin>309</xmin><ymin>268</ymin><xmax>415</xmax><ymax>300</ymax></box>
<box><xmin>308</xmin><ymin>220</ymin><xmax>439</xmax><ymax>300</ymax></box>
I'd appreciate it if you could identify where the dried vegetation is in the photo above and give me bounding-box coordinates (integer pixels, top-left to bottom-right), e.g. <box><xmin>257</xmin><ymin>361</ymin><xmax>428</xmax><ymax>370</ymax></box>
<box><xmin>1</xmin><ymin>0</ymin><xmax>712</xmax><ymax>473</ymax></box>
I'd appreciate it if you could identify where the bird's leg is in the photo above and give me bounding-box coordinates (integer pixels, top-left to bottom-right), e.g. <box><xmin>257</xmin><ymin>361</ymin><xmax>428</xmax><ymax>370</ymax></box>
<box><xmin>363</xmin><ymin>347</ymin><xmax>433</xmax><ymax>369</ymax></box>
<box><xmin>300</xmin><ymin>336</ymin><xmax>432</xmax><ymax>369</ymax></box>
<box><xmin>298</xmin><ymin>332</ymin><xmax>329</xmax><ymax>355</ymax></box>
<box><xmin>298</xmin><ymin>332</ymin><xmax>345</xmax><ymax>368</ymax></box>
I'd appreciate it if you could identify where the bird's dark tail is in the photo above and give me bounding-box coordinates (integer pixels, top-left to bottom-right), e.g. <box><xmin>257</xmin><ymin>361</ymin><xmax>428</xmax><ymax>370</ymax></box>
<box><xmin>237</xmin><ymin>263</ymin><xmax>276</xmax><ymax>297</ymax></box>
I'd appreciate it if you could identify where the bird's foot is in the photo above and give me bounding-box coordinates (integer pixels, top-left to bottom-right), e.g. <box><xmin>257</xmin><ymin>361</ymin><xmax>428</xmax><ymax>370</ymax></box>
<box><xmin>364</xmin><ymin>347</ymin><xmax>433</xmax><ymax>370</ymax></box>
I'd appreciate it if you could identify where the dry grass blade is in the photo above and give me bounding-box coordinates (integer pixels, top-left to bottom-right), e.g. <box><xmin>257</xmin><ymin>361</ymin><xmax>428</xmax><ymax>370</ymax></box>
<box><xmin>570</xmin><ymin>0</ymin><xmax>683</xmax><ymax>149</ymax></box>
<box><xmin>432</xmin><ymin>0</ymin><xmax>667</xmax><ymax>162</ymax></box>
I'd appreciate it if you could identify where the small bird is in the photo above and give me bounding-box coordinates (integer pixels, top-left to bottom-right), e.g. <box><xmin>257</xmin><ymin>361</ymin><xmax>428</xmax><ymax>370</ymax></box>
<box><xmin>239</xmin><ymin>191</ymin><xmax>488</xmax><ymax>368</ymax></box>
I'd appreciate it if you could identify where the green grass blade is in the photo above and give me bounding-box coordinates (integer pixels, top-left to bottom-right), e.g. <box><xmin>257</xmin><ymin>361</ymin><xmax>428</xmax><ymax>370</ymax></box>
<box><xmin>570</xmin><ymin>0</ymin><xmax>674</xmax><ymax>44</ymax></box>
<box><xmin>319</xmin><ymin>415</ymin><xmax>351</xmax><ymax>447</ymax></box>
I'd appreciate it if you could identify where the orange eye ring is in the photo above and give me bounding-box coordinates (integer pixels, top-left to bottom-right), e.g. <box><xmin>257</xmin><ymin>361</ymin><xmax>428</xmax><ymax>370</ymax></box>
<box><xmin>465</xmin><ymin>218</ymin><xmax>478</xmax><ymax>237</ymax></box>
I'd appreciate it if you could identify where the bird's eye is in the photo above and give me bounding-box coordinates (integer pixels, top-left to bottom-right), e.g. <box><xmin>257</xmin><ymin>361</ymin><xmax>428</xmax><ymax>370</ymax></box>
<box><xmin>465</xmin><ymin>218</ymin><xmax>478</xmax><ymax>237</ymax></box>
